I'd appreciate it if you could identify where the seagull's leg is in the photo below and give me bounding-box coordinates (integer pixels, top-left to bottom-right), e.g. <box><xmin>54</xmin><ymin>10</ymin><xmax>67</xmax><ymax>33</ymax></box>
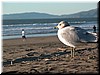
<box><xmin>71</xmin><ymin>47</ymin><xmax>75</xmax><ymax>58</ymax></box>
<box><xmin>71</xmin><ymin>47</ymin><xmax>73</xmax><ymax>58</ymax></box>
<box><xmin>72</xmin><ymin>48</ymin><xmax>75</xmax><ymax>58</ymax></box>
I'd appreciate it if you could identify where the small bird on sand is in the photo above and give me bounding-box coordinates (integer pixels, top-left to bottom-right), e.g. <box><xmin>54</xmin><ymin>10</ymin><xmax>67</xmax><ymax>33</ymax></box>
<box><xmin>55</xmin><ymin>21</ymin><xmax>97</xmax><ymax>58</ymax></box>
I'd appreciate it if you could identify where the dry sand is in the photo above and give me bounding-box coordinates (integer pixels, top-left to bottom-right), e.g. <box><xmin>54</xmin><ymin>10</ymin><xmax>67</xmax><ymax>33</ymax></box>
<box><xmin>2</xmin><ymin>36</ymin><xmax>99</xmax><ymax>74</ymax></box>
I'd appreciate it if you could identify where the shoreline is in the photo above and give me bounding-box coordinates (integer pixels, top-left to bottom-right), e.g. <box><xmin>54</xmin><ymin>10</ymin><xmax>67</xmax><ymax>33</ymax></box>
<box><xmin>3</xmin><ymin>33</ymin><xmax>57</xmax><ymax>40</ymax></box>
<box><xmin>2</xmin><ymin>35</ymin><xmax>99</xmax><ymax>74</ymax></box>
<box><xmin>3</xmin><ymin>35</ymin><xmax>59</xmax><ymax>46</ymax></box>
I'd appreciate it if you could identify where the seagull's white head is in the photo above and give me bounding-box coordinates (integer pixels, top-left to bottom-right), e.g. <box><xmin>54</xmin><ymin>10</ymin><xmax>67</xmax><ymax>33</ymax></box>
<box><xmin>56</xmin><ymin>21</ymin><xmax>70</xmax><ymax>29</ymax></box>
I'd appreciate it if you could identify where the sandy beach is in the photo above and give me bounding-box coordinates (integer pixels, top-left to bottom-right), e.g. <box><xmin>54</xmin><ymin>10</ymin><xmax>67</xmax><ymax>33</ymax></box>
<box><xmin>2</xmin><ymin>36</ymin><xmax>99</xmax><ymax>74</ymax></box>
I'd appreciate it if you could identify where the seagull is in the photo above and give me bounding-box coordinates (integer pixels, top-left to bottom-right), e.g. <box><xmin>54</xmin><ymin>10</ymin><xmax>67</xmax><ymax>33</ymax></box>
<box><xmin>55</xmin><ymin>21</ymin><xmax>97</xmax><ymax>58</ymax></box>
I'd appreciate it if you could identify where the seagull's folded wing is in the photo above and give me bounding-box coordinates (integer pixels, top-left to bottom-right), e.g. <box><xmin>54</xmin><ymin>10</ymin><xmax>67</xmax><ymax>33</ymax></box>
<box><xmin>60</xmin><ymin>26</ymin><xmax>80</xmax><ymax>46</ymax></box>
<box><xmin>75</xmin><ymin>27</ymin><xmax>97</xmax><ymax>42</ymax></box>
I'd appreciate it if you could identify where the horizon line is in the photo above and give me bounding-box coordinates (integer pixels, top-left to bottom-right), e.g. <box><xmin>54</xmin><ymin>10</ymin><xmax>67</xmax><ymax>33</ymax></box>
<box><xmin>3</xmin><ymin>7</ymin><xmax>97</xmax><ymax>16</ymax></box>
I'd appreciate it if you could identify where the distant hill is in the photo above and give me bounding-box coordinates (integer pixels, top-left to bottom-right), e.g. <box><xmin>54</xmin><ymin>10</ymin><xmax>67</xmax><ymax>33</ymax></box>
<box><xmin>3</xmin><ymin>8</ymin><xmax>97</xmax><ymax>20</ymax></box>
<box><xmin>61</xmin><ymin>8</ymin><xmax>97</xmax><ymax>18</ymax></box>
<box><xmin>3</xmin><ymin>12</ymin><xmax>60</xmax><ymax>20</ymax></box>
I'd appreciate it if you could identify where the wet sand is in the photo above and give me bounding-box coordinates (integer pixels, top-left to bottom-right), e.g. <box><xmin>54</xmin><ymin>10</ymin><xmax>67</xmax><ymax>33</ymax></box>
<box><xmin>2</xmin><ymin>36</ymin><xmax>99</xmax><ymax>74</ymax></box>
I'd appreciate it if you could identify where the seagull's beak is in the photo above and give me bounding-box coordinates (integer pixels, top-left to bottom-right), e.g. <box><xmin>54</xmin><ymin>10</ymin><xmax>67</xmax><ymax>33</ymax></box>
<box><xmin>54</xmin><ymin>26</ymin><xmax>58</xmax><ymax>29</ymax></box>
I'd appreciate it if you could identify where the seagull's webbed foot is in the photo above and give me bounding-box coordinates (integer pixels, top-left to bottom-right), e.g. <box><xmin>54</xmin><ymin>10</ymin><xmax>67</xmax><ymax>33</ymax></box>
<box><xmin>57</xmin><ymin>48</ymin><xmax>66</xmax><ymax>52</ymax></box>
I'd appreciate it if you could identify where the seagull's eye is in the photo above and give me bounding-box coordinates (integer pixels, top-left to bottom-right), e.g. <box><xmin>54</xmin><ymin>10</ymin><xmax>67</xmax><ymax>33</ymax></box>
<box><xmin>59</xmin><ymin>24</ymin><xmax>61</xmax><ymax>26</ymax></box>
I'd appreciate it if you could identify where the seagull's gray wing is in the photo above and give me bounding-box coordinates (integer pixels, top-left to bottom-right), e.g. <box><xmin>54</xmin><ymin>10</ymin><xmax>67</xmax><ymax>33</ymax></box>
<box><xmin>75</xmin><ymin>27</ymin><xmax>97</xmax><ymax>42</ymax></box>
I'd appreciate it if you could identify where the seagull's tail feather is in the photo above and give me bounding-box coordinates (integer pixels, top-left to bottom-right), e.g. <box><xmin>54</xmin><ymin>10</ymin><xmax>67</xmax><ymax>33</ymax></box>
<box><xmin>88</xmin><ymin>32</ymin><xmax>98</xmax><ymax>42</ymax></box>
<box><xmin>81</xmin><ymin>32</ymin><xmax>98</xmax><ymax>43</ymax></box>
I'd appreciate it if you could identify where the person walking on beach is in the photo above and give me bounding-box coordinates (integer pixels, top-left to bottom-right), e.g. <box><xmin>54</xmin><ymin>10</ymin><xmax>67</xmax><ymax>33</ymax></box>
<box><xmin>22</xmin><ymin>29</ymin><xmax>26</xmax><ymax>41</ymax></box>
<box><xmin>93</xmin><ymin>25</ymin><xmax>96</xmax><ymax>33</ymax></box>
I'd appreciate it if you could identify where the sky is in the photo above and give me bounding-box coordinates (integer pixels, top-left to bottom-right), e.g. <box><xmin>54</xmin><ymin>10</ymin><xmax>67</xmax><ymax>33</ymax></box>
<box><xmin>2</xmin><ymin>2</ymin><xmax>97</xmax><ymax>15</ymax></box>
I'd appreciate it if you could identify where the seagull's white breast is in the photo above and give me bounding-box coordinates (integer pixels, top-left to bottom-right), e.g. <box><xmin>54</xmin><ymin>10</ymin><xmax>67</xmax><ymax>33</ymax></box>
<box><xmin>57</xmin><ymin>26</ymin><xmax>77</xmax><ymax>48</ymax></box>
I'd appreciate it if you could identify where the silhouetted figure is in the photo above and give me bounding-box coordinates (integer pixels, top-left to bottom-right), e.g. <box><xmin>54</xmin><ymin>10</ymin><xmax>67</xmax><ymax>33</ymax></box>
<box><xmin>93</xmin><ymin>25</ymin><xmax>96</xmax><ymax>33</ymax></box>
<box><xmin>22</xmin><ymin>29</ymin><xmax>26</xmax><ymax>41</ymax></box>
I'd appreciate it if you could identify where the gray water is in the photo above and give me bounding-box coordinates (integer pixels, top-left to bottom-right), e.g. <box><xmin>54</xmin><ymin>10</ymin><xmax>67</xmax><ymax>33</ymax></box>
<box><xmin>2</xmin><ymin>18</ymin><xmax>98</xmax><ymax>39</ymax></box>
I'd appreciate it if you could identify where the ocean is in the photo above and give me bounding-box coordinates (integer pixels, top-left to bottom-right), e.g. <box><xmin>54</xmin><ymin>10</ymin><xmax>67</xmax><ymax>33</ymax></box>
<box><xmin>2</xmin><ymin>18</ymin><xmax>98</xmax><ymax>39</ymax></box>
